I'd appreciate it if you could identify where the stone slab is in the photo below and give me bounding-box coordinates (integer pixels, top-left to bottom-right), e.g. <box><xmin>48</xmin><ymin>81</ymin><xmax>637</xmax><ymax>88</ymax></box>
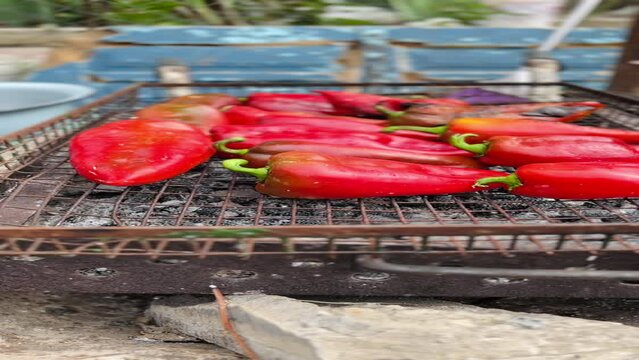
<box><xmin>149</xmin><ymin>295</ymin><xmax>639</xmax><ymax>360</ymax></box>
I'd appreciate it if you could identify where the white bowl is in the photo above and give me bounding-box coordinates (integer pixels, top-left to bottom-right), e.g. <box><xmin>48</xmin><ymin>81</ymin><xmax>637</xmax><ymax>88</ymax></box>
<box><xmin>0</xmin><ymin>82</ymin><xmax>95</xmax><ymax>136</ymax></box>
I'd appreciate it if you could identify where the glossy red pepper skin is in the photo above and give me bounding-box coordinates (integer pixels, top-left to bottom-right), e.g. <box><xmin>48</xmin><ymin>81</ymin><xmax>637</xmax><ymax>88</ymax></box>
<box><xmin>475</xmin><ymin>162</ymin><xmax>639</xmax><ymax>199</ymax></box>
<box><xmin>386</xmin><ymin>118</ymin><xmax>639</xmax><ymax>144</ymax></box>
<box><xmin>450</xmin><ymin>134</ymin><xmax>639</xmax><ymax>167</ymax></box>
<box><xmin>210</xmin><ymin>125</ymin><xmax>470</xmax><ymax>156</ymax></box>
<box><xmin>216</xmin><ymin>138</ymin><xmax>483</xmax><ymax>168</ymax></box>
<box><xmin>381</xmin><ymin>104</ymin><xmax>468</xmax><ymax>127</ymax></box>
<box><xmin>136</xmin><ymin>103</ymin><xmax>228</xmax><ymax>133</ymax></box>
<box><xmin>223</xmin><ymin>152</ymin><xmax>504</xmax><ymax>199</ymax></box>
<box><xmin>222</xmin><ymin>105</ymin><xmax>384</xmax><ymax>125</ymax></box>
<box><xmin>246</xmin><ymin>93</ymin><xmax>335</xmax><ymax>114</ymax></box>
<box><xmin>70</xmin><ymin>120</ymin><xmax>215</xmax><ymax>186</ymax></box>
<box><xmin>167</xmin><ymin>93</ymin><xmax>240</xmax><ymax>108</ymax></box>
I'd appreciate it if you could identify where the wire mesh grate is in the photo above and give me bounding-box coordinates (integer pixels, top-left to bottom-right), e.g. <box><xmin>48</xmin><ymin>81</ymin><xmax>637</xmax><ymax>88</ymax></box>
<box><xmin>1</xmin><ymin>82</ymin><xmax>639</xmax><ymax>257</ymax></box>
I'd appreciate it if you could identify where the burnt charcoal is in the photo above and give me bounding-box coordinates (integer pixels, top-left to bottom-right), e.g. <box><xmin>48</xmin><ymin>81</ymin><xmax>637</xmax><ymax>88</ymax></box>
<box><xmin>60</xmin><ymin>215</ymin><xmax>116</xmax><ymax>227</ymax></box>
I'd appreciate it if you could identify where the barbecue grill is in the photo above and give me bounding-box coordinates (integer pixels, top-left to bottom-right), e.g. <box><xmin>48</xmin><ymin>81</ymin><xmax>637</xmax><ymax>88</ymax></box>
<box><xmin>3</xmin><ymin>82</ymin><xmax>639</xmax><ymax>297</ymax></box>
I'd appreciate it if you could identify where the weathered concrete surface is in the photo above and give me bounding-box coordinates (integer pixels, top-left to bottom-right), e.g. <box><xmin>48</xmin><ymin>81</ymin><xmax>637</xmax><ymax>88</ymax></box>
<box><xmin>0</xmin><ymin>293</ymin><xmax>242</xmax><ymax>360</ymax></box>
<box><xmin>150</xmin><ymin>295</ymin><xmax>639</xmax><ymax>360</ymax></box>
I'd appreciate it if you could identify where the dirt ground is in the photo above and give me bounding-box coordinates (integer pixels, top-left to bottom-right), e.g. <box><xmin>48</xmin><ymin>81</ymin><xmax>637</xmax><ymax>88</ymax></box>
<box><xmin>3</xmin><ymin>293</ymin><xmax>639</xmax><ymax>360</ymax></box>
<box><xmin>0</xmin><ymin>293</ymin><xmax>243</xmax><ymax>360</ymax></box>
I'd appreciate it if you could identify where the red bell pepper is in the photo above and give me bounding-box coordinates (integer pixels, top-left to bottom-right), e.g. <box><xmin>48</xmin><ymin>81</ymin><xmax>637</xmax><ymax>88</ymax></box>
<box><xmin>70</xmin><ymin>119</ymin><xmax>215</xmax><ymax>186</ymax></box>
<box><xmin>474</xmin><ymin>162</ymin><xmax>639</xmax><ymax>199</ymax></box>
<box><xmin>215</xmin><ymin>137</ymin><xmax>483</xmax><ymax>168</ymax></box>
<box><xmin>383</xmin><ymin>118</ymin><xmax>639</xmax><ymax>144</ymax></box>
<box><xmin>136</xmin><ymin>103</ymin><xmax>227</xmax><ymax>133</ymax></box>
<box><xmin>222</xmin><ymin>152</ymin><xmax>504</xmax><ymax>199</ymax></box>
<box><xmin>245</xmin><ymin>93</ymin><xmax>335</xmax><ymax>114</ymax></box>
<box><xmin>210</xmin><ymin>125</ymin><xmax>469</xmax><ymax>156</ymax></box>
<box><xmin>316</xmin><ymin>90</ymin><xmax>467</xmax><ymax>118</ymax></box>
<box><xmin>167</xmin><ymin>93</ymin><xmax>240</xmax><ymax>108</ymax></box>
<box><xmin>450</xmin><ymin>134</ymin><xmax>639</xmax><ymax>167</ymax></box>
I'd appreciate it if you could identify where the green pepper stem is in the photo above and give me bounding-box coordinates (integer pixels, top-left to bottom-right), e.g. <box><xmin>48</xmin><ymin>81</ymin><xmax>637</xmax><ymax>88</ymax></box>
<box><xmin>449</xmin><ymin>134</ymin><xmax>489</xmax><ymax>156</ymax></box>
<box><xmin>375</xmin><ymin>105</ymin><xmax>405</xmax><ymax>118</ymax></box>
<box><xmin>474</xmin><ymin>173</ymin><xmax>522</xmax><ymax>191</ymax></box>
<box><xmin>382</xmin><ymin>125</ymin><xmax>447</xmax><ymax>135</ymax></box>
<box><xmin>215</xmin><ymin>137</ymin><xmax>250</xmax><ymax>155</ymax></box>
<box><xmin>222</xmin><ymin>159</ymin><xmax>269</xmax><ymax>182</ymax></box>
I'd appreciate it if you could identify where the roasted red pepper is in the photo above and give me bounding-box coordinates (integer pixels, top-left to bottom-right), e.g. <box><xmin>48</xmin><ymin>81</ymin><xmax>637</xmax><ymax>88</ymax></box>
<box><xmin>384</xmin><ymin>118</ymin><xmax>639</xmax><ymax>144</ymax></box>
<box><xmin>70</xmin><ymin>119</ymin><xmax>215</xmax><ymax>186</ymax></box>
<box><xmin>245</xmin><ymin>93</ymin><xmax>335</xmax><ymax>114</ymax></box>
<box><xmin>210</xmin><ymin>125</ymin><xmax>469</xmax><ymax>156</ymax></box>
<box><xmin>379</xmin><ymin>101</ymin><xmax>604</xmax><ymax>127</ymax></box>
<box><xmin>215</xmin><ymin>137</ymin><xmax>483</xmax><ymax>168</ymax></box>
<box><xmin>316</xmin><ymin>90</ymin><xmax>466</xmax><ymax>118</ymax></box>
<box><xmin>168</xmin><ymin>93</ymin><xmax>240</xmax><ymax>108</ymax></box>
<box><xmin>377</xmin><ymin>104</ymin><xmax>467</xmax><ymax>127</ymax></box>
<box><xmin>136</xmin><ymin>103</ymin><xmax>227</xmax><ymax>133</ymax></box>
<box><xmin>223</xmin><ymin>105</ymin><xmax>384</xmax><ymax>125</ymax></box>
<box><xmin>472</xmin><ymin>101</ymin><xmax>604</xmax><ymax>123</ymax></box>
<box><xmin>450</xmin><ymin>134</ymin><xmax>639</xmax><ymax>167</ymax></box>
<box><xmin>222</xmin><ymin>152</ymin><xmax>504</xmax><ymax>199</ymax></box>
<box><xmin>474</xmin><ymin>162</ymin><xmax>639</xmax><ymax>199</ymax></box>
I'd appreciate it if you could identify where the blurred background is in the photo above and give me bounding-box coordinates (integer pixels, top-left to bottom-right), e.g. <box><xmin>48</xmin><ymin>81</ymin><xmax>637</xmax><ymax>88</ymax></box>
<box><xmin>0</xmin><ymin>1</ymin><xmax>637</xmax><ymax>96</ymax></box>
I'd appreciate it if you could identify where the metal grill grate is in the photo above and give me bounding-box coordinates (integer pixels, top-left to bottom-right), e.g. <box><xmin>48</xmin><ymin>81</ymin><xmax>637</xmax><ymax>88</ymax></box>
<box><xmin>2</xmin><ymin>82</ymin><xmax>639</xmax><ymax>259</ymax></box>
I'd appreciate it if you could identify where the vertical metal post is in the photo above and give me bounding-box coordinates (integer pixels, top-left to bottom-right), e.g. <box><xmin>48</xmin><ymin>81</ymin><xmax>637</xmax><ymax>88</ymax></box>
<box><xmin>609</xmin><ymin>12</ymin><xmax>639</xmax><ymax>95</ymax></box>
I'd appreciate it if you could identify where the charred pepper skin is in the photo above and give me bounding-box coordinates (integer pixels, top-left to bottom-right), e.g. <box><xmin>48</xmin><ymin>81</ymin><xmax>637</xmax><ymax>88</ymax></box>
<box><xmin>316</xmin><ymin>90</ymin><xmax>467</xmax><ymax>118</ymax></box>
<box><xmin>384</xmin><ymin>118</ymin><xmax>639</xmax><ymax>144</ymax></box>
<box><xmin>70</xmin><ymin>119</ymin><xmax>215</xmax><ymax>186</ymax></box>
<box><xmin>475</xmin><ymin>162</ymin><xmax>639</xmax><ymax>200</ymax></box>
<box><xmin>215</xmin><ymin>137</ymin><xmax>484</xmax><ymax>168</ymax></box>
<box><xmin>450</xmin><ymin>134</ymin><xmax>639</xmax><ymax>167</ymax></box>
<box><xmin>223</xmin><ymin>152</ymin><xmax>505</xmax><ymax>199</ymax></box>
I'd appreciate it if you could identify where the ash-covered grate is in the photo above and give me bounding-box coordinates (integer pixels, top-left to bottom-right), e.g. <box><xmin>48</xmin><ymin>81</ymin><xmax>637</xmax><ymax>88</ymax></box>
<box><xmin>2</xmin><ymin>82</ymin><xmax>639</xmax><ymax>258</ymax></box>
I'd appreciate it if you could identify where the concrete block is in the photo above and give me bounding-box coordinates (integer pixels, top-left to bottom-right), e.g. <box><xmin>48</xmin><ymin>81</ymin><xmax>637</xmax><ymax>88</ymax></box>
<box><xmin>149</xmin><ymin>295</ymin><xmax>639</xmax><ymax>360</ymax></box>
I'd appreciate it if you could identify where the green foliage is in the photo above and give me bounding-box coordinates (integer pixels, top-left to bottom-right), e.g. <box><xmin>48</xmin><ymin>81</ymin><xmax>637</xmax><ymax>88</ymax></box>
<box><xmin>388</xmin><ymin>0</ymin><xmax>502</xmax><ymax>24</ymax></box>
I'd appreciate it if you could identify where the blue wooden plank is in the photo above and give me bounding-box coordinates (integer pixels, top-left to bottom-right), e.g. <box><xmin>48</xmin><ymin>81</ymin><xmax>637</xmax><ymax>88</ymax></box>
<box><xmin>88</xmin><ymin>46</ymin><xmax>345</xmax><ymax>72</ymax></box>
<box><xmin>389</xmin><ymin>27</ymin><xmax>626</xmax><ymax>46</ymax></box>
<box><xmin>92</xmin><ymin>70</ymin><xmax>335</xmax><ymax>82</ymax></box>
<box><xmin>412</xmin><ymin>70</ymin><xmax>611</xmax><ymax>82</ymax></box>
<box><xmin>406</xmin><ymin>48</ymin><xmax>620</xmax><ymax>71</ymax></box>
<box><xmin>103</xmin><ymin>26</ymin><xmax>357</xmax><ymax>44</ymax></box>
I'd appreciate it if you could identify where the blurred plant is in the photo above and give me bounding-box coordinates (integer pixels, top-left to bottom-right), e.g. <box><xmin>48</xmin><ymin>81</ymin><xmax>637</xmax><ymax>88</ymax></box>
<box><xmin>103</xmin><ymin>0</ymin><xmax>223</xmax><ymax>25</ymax></box>
<box><xmin>388</xmin><ymin>0</ymin><xmax>502</xmax><ymax>25</ymax></box>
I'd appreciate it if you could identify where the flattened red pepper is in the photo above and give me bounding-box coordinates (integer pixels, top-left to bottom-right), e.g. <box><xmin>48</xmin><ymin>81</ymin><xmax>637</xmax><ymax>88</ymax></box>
<box><xmin>222</xmin><ymin>152</ymin><xmax>504</xmax><ymax>199</ymax></box>
<box><xmin>316</xmin><ymin>90</ymin><xmax>467</xmax><ymax>118</ymax></box>
<box><xmin>450</xmin><ymin>134</ymin><xmax>639</xmax><ymax>167</ymax></box>
<box><xmin>246</xmin><ymin>93</ymin><xmax>335</xmax><ymax>114</ymax></box>
<box><xmin>474</xmin><ymin>162</ymin><xmax>639</xmax><ymax>199</ymax></box>
<box><xmin>471</xmin><ymin>101</ymin><xmax>604</xmax><ymax>123</ymax></box>
<box><xmin>136</xmin><ymin>103</ymin><xmax>227</xmax><ymax>133</ymax></box>
<box><xmin>379</xmin><ymin>101</ymin><xmax>604</xmax><ymax>127</ymax></box>
<box><xmin>222</xmin><ymin>105</ymin><xmax>384</xmax><ymax>126</ymax></box>
<box><xmin>384</xmin><ymin>118</ymin><xmax>639</xmax><ymax>144</ymax></box>
<box><xmin>168</xmin><ymin>93</ymin><xmax>240</xmax><ymax>108</ymax></box>
<box><xmin>210</xmin><ymin>125</ymin><xmax>469</xmax><ymax>156</ymax></box>
<box><xmin>215</xmin><ymin>137</ymin><xmax>483</xmax><ymax>168</ymax></box>
<box><xmin>70</xmin><ymin>119</ymin><xmax>214</xmax><ymax>186</ymax></box>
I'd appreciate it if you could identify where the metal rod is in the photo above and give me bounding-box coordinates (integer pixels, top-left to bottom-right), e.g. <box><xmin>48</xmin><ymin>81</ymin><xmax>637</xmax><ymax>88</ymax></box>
<box><xmin>358</xmin><ymin>255</ymin><xmax>639</xmax><ymax>279</ymax></box>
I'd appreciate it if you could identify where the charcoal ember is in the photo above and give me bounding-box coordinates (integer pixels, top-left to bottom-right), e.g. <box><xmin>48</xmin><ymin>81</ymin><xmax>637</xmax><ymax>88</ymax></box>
<box><xmin>60</xmin><ymin>216</ymin><xmax>116</xmax><ymax>227</ymax></box>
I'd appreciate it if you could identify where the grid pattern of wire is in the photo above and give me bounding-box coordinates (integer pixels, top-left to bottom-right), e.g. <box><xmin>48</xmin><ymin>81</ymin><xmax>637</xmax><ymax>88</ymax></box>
<box><xmin>2</xmin><ymin>83</ymin><xmax>639</xmax><ymax>257</ymax></box>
